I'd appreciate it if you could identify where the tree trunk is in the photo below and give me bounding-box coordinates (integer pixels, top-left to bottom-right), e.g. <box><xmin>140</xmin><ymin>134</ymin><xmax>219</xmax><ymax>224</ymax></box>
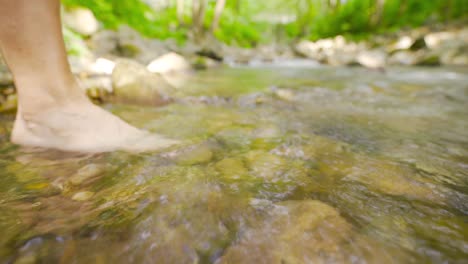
<box><xmin>372</xmin><ymin>0</ymin><xmax>385</xmax><ymax>27</ymax></box>
<box><xmin>211</xmin><ymin>0</ymin><xmax>226</xmax><ymax>32</ymax></box>
<box><xmin>177</xmin><ymin>0</ymin><xmax>184</xmax><ymax>25</ymax></box>
<box><xmin>192</xmin><ymin>0</ymin><xmax>207</xmax><ymax>41</ymax></box>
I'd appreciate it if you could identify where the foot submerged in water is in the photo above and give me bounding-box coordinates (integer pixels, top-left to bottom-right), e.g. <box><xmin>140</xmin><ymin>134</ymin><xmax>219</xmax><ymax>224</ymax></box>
<box><xmin>11</xmin><ymin>101</ymin><xmax>178</xmax><ymax>153</ymax></box>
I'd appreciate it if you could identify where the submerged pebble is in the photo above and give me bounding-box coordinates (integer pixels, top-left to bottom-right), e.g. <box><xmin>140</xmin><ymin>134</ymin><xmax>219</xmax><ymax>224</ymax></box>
<box><xmin>71</xmin><ymin>191</ymin><xmax>94</xmax><ymax>201</ymax></box>
<box><xmin>215</xmin><ymin>158</ymin><xmax>248</xmax><ymax>180</ymax></box>
<box><xmin>69</xmin><ymin>164</ymin><xmax>105</xmax><ymax>186</ymax></box>
<box><xmin>173</xmin><ymin>144</ymin><xmax>214</xmax><ymax>165</ymax></box>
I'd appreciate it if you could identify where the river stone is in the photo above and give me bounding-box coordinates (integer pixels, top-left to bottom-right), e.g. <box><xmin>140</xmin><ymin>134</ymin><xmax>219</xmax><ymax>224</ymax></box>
<box><xmin>69</xmin><ymin>164</ymin><xmax>105</xmax><ymax>186</ymax></box>
<box><xmin>416</xmin><ymin>52</ymin><xmax>441</xmax><ymax>66</ymax></box>
<box><xmin>215</xmin><ymin>158</ymin><xmax>248</xmax><ymax>180</ymax></box>
<box><xmin>147</xmin><ymin>52</ymin><xmax>192</xmax><ymax>74</ymax></box>
<box><xmin>174</xmin><ymin>144</ymin><xmax>214</xmax><ymax>166</ymax></box>
<box><xmin>244</xmin><ymin>150</ymin><xmax>287</xmax><ymax>180</ymax></box>
<box><xmin>439</xmin><ymin>43</ymin><xmax>468</xmax><ymax>66</ymax></box>
<box><xmin>62</xmin><ymin>7</ymin><xmax>99</xmax><ymax>36</ymax></box>
<box><xmin>424</xmin><ymin>31</ymin><xmax>461</xmax><ymax>49</ymax></box>
<box><xmin>0</xmin><ymin>94</ymin><xmax>17</xmax><ymax>113</ymax></box>
<box><xmin>89</xmin><ymin>30</ymin><xmax>119</xmax><ymax>57</ymax></box>
<box><xmin>389</xmin><ymin>50</ymin><xmax>421</xmax><ymax>65</ymax></box>
<box><xmin>71</xmin><ymin>191</ymin><xmax>94</xmax><ymax>201</ymax></box>
<box><xmin>302</xmin><ymin>135</ymin><xmax>350</xmax><ymax>160</ymax></box>
<box><xmin>357</xmin><ymin>50</ymin><xmax>387</xmax><ymax>68</ymax></box>
<box><xmin>217</xmin><ymin>200</ymin><xmax>353</xmax><ymax>264</ymax></box>
<box><xmin>387</xmin><ymin>36</ymin><xmax>414</xmax><ymax>53</ymax></box>
<box><xmin>111</xmin><ymin>59</ymin><xmax>173</xmax><ymax>105</ymax></box>
<box><xmin>344</xmin><ymin>157</ymin><xmax>445</xmax><ymax>205</ymax></box>
<box><xmin>273</xmin><ymin>88</ymin><xmax>295</xmax><ymax>101</ymax></box>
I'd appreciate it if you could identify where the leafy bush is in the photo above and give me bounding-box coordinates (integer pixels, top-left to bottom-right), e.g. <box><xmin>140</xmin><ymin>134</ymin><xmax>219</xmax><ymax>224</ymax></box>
<box><xmin>62</xmin><ymin>0</ymin><xmax>468</xmax><ymax>46</ymax></box>
<box><xmin>62</xmin><ymin>0</ymin><xmax>186</xmax><ymax>42</ymax></box>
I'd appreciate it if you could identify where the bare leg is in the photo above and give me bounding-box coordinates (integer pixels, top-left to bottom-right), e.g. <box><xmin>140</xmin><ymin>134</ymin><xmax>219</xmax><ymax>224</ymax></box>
<box><xmin>0</xmin><ymin>0</ymin><xmax>176</xmax><ymax>152</ymax></box>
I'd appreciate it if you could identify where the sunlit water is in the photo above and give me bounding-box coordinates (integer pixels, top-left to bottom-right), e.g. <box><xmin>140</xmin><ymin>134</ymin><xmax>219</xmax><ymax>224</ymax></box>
<box><xmin>0</xmin><ymin>65</ymin><xmax>467</xmax><ymax>263</ymax></box>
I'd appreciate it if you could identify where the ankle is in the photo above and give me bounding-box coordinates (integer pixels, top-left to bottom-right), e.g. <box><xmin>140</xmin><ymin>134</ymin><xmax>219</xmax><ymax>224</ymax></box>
<box><xmin>16</xmin><ymin>82</ymin><xmax>89</xmax><ymax>118</ymax></box>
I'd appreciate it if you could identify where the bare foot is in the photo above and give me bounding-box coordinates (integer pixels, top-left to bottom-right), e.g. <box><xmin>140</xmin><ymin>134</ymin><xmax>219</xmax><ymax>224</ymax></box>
<box><xmin>11</xmin><ymin>101</ymin><xmax>178</xmax><ymax>153</ymax></box>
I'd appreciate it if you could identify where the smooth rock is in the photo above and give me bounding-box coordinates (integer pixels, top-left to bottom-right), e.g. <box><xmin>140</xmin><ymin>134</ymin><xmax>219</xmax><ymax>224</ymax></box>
<box><xmin>89</xmin><ymin>26</ymin><xmax>169</xmax><ymax>64</ymax></box>
<box><xmin>80</xmin><ymin>76</ymin><xmax>113</xmax><ymax>101</ymax></box>
<box><xmin>357</xmin><ymin>50</ymin><xmax>387</xmax><ymax>68</ymax></box>
<box><xmin>147</xmin><ymin>52</ymin><xmax>192</xmax><ymax>74</ymax></box>
<box><xmin>389</xmin><ymin>50</ymin><xmax>421</xmax><ymax>65</ymax></box>
<box><xmin>274</xmin><ymin>88</ymin><xmax>295</xmax><ymax>101</ymax></box>
<box><xmin>72</xmin><ymin>191</ymin><xmax>94</xmax><ymax>201</ymax></box>
<box><xmin>89</xmin><ymin>30</ymin><xmax>119</xmax><ymax>57</ymax></box>
<box><xmin>416</xmin><ymin>52</ymin><xmax>441</xmax><ymax>66</ymax></box>
<box><xmin>424</xmin><ymin>31</ymin><xmax>461</xmax><ymax>49</ymax></box>
<box><xmin>215</xmin><ymin>158</ymin><xmax>248</xmax><ymax>180</ymax></box>
<box><xmin>62</xmin><ymin>7</ymin><xmax>99</xmax><ymax>36</ymax></box>
<box><xmin>439</xmin><ymin>43</ymin><xmax>468</xmax><ymax>66</ymax></box>
<box><xmin>218</xmin><ymin>200</ymin><xmax>353</xmax><ymax>264</ymax></box>
<box><xmin>388</xmin><ymin>36</ymin><xmax>414</xmax><ymax>52</ymax></box>
<box><xmin>173</xmin><ymin>144</ymin><xmax>214</xmax><ymax>166</ymax></box>
<box><xmin>244</xmin><ymin>151</ymin><xmax>287</xmax><ymax>180</ymax></box>
<box><xmin>344</xmin><ymin>158</ymin><xmax>445</xmax><ymax>205</ymax></box>
<box><xmin>69</xmin><ymin>164</ymin><xmax>105</xmax><ymax>186</ymax></box>
<box><xmin>88</xmin><ymin>58</ymin><xmax>116</xmax><ymax>75</ymax></box>
<box><xmin>111</xmin><ymin>59</ymin><xmax>173</xmax><ymax>105</ymax></box>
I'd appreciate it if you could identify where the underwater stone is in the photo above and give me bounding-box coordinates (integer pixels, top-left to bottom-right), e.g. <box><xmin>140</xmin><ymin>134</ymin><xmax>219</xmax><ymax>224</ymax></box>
<box><xmin>71</xmin><ymin>191</ymin><xmax>94</xmax><ymax>201</ymax></box>
<box><xmin>174</xmin><ymin>144</ymin><xmax>214</xmax><ymax>166</ymax></box>
<box><xmin>69</xmin><ymin>164</ymin><xmax>105</xmax><ymax>186</ymax></box>
<box><xmin>215</xmin><ymin>158</ymin><xmax>248</xmax><ymax>180</ymax></box>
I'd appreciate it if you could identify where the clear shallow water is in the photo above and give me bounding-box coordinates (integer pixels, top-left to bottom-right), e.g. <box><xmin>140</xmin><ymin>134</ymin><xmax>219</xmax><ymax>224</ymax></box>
<box><xmin>0</xmin><ymin>66</ymin><xmax>467</xmax><ymax>263</ymax></box>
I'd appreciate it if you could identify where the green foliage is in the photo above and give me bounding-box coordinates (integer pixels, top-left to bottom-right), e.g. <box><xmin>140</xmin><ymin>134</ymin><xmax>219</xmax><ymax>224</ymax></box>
<box><xmin>62</xmin><ymin>0</ymin><xmax>186</xmax><ymax>42</ymax></box>
<box><xmin>62</xmin><ymin>0</ymin><xmax>468</xmax><ymax>47</ymax></box>
<box><xmin>63</xmin><ymin>26</ymin><xmax>89</xmax><ymax>56</ymax></box>
<box><xmin>213</xmin><ymin>9</ymin><xmax>264</xmax><ymax>47</ymax></box>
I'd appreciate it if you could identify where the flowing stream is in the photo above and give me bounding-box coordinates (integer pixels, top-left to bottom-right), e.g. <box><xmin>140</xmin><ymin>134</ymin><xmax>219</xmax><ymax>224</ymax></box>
<box><xmin>0</xmin><ymin>65</ymin><xmax>467</xmax><ymax>263</ymax></box>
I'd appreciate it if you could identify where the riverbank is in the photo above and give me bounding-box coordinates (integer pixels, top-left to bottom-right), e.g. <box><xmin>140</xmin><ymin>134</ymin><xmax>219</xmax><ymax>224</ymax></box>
<box><xmin>0</xmin><ymin>20</ymin><xmax>467</xmax><ymax>112</ymax></box>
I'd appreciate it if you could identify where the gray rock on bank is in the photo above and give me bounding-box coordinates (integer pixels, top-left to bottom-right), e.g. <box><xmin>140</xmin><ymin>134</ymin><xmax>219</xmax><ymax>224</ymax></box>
<box><xmin>294</xmin><ymin>26</ymin><xmax>468</xmax><ymax>67</ymax></box>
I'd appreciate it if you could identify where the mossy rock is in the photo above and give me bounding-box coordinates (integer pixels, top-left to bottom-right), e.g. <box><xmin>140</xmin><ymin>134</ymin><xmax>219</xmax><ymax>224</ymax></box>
<box><xmin>218</xmin><ymin>200</ymin><xmax>353</xmax><ymax>264</ymax></box>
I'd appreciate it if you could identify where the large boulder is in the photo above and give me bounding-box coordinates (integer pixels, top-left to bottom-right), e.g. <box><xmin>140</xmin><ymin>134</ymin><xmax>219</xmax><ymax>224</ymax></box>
<box><xmin>111</xmin><ymin>59</ymin><xmax>174</xmax><ymax>105</ymax></box>
<box><xmin>62</xmin><ymin>7</ymin><xmax>99</xmax><ymax>36</ymax></box>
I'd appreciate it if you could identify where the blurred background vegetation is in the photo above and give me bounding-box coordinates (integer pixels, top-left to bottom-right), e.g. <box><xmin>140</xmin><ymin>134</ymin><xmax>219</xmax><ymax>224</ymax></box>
<box><xmin>62</xmin><ymin>0</ymin><xmax>468</xmax><ymax>47</ymax></box>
